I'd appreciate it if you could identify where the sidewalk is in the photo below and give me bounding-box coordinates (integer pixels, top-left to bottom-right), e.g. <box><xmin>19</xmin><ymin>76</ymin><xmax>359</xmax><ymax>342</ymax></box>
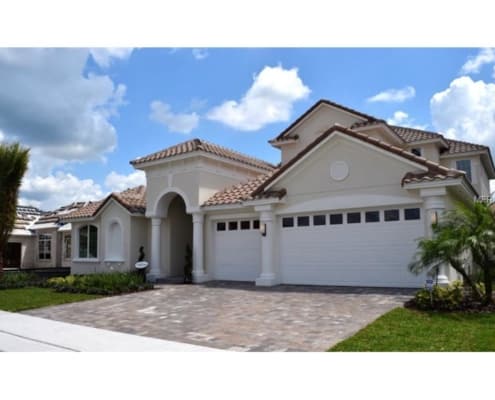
<box><xmin>0</xmin><ymin>311</ymin><xmax>222</xmax><ymax>352</ymax></box>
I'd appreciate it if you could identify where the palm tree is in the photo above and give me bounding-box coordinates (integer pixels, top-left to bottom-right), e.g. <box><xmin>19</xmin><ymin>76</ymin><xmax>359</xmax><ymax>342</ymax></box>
<box><xmin>0</xmin><ymin>143</ymin><xmax>30</xmax><ymax>277</ymax></box>
<box><xmin>409</xmin><ymin>201</ymin><xmax>495</xmax><ymax>305</ymax></box>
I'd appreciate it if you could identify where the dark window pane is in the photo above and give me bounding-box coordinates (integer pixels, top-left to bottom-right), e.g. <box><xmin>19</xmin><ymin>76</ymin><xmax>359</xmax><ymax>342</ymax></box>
<box><xmin>404</xmin><ymin>208</ymin><xmax>421</xmax><ymax>220</ymax></box>
<box><xmin>228</xmin><ymin>221</ymin><xmax>238</xmax><ymax>230</ymax></box>
<box><xmin>79</xmin><ymin>226</ymin><xmax>88</xmax><ymax>258</ymax></box>
<box><xmin>217</xmin><ymin>222</ymin><xmax>226</xmax><ymax>231</ymax></box>
<box><xmin>384</xmin><ymin>209</ymin><xmax>400</xmax><ymax>221</ymax></box>
<box><xmin>411</xmin><ymin>148</ymin><xmax>422</xmax><ymax>157</ymax></box>
<box><xmin>347</xmin><ymin>212</ymin><xmax>361</xmax><ymax>224</ymax></box>
<box><xmin>282</xmin><ymin>217</ymin><xmax>294</xmax><ymax>228</ymax></box>
<box><xmin>365</xmin><ymin>211</ymin><xmax>380</xmax><ymax>223</ymax></box>
<box><xmin>253</xmin><ymin>220</ymin><xmax>260</xmax><ymax>229</ymax></box>
<box><xmin>89</xmin><ymin>225</ymin><xmax>98</xmax><ymax>258</ymax></box>
<box><xmin>313</xmin><ymin>215</ymin><xmax>326</xmax><ymax>226</ymax></box>
<box><xmin>240</xmin><ymin>220</ymin><xmax>250</xmax><ymax>230</ymax></box>
<box><xmin>456</xmin><ymin>160</ymin><xmax>472</xmax><ymax>181</ymax></box>
<box><xmin>297</xmin><ymin>216</ymin><xmax>310</xmax><ymax>227</ymax></box>
<box><xmin>329</xmin><ymin>214</ymin><xmax>343</xmax><ymax>225</ymax></box>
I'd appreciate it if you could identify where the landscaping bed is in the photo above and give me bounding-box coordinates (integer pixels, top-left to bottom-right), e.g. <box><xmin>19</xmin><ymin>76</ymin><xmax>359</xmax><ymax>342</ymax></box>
<box><xmin>329</xmin><ymin>307</ymin><xmax>495</xmax><ymax>352</ymax></box>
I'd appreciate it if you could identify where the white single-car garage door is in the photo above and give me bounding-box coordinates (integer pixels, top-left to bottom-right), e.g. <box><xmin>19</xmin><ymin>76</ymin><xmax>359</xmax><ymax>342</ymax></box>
<box><xmin>280</xmin><ymin>206</ymin><xmax>426</xmax><ymax>288</ymax></box>
<box><xmin>213</xmin><ymin>219</ymin><xmax>261</xmax><ymax>281</ymax></box>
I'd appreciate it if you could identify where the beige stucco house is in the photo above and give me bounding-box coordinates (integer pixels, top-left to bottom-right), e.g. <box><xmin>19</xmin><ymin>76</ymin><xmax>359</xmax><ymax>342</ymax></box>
<box><xmin>11</xmin><ymin>99</ymin><xmax>494</xmax><ymax>288</ymax></box>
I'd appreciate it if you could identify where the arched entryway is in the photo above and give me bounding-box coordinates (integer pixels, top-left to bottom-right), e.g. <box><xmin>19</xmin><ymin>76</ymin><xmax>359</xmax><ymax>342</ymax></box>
<box><xmin>148</xmin><ymin>189</ymin><xmax>206</xmax><ymax>282</ymax></box>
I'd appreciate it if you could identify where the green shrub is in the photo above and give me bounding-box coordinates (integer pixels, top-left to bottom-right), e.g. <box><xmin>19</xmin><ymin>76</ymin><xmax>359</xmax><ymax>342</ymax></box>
<box><xmin>46</xmin><ymin>272</ymin><xmax>153</xmax><ymax>295</ymax></box>
<box><xmin>408</xmin><ymin>281</ymin><xmax>470</xmax><ymax>311</ymax></box>
<box><xmin>0</xmin><ymin>271</ymin><xmax>41</xmax><ymax>289</ymax></box>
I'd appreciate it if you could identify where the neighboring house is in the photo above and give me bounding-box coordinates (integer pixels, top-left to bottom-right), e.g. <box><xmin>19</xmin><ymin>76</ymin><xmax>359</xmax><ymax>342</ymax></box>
<box><xmin>30</xmin><ymin>98</ymin><xmax>495</xmax><ymax>288</ymax></box>
<box><xmin>6</xmin><ymin>203</ymin><xmax>85</xmax><ymax>269</ymax></box>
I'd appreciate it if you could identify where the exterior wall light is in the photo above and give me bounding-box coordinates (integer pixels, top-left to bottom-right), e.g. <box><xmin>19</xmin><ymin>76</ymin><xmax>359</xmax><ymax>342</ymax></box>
<box><xmin>431</xmin><ymin>211</ymin><xmax>438</xmax><ymax>225</ymax></box>
<box><xmin>260</xmin><ymin>223</ymin><xmax>267</xmax><ymax>237</ymax></box>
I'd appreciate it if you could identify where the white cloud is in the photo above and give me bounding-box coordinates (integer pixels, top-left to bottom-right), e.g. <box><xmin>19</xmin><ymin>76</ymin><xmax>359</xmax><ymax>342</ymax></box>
<box><xmin>460</xmin><ymin>48</ymin><xmax>495</xmax><ymax>77</ymax></box>
<box><xmin>367</xmin><ymin>86</ymin><xmax>416</xmax><ymax>103</ymax></box>
<box><xmin>105</xmin><ymin>170</ymin><xmax>146</xmax><ymax>192</ymax></box>
<box><xmin>0</xmin><ymin>48</ymin><xmax>126</xmax><ymax>163</ymax></box>
<box><xmin>192</xmin><ymin>48</ymin><xmax>208</xmax><ymax>60</ymax></box>
<box><xmin>149</xmin><ymin>101</ymin><xmax>199</xmax><ymax>134</ymax></box>
<box><xmin>0</xmin><ymin>129</ymin><xmax>4</xmax><ymax>142</ymax></box>
<box><xmin>430</xmin><ymin>76</ymin><xmax>495</xmax><ymax>147</ymax></box>
<box><xmin>19</xmin><ymin>171</ymin><xmax>104</xmax><ymax>210</ymax></box>
<box><xmin>386</xmin><ymin>110</ymin><xmax>428</xmax><ymax>130</ymax></box>
<box><xmin>89</xmin><ymin>48</ymin><xmax>134</xmax><ymax>68</ymax></box>
<box><xmin>207</xmin><ymin>65</ymin><xmax>310</xmax><ymax>131</ymax></box>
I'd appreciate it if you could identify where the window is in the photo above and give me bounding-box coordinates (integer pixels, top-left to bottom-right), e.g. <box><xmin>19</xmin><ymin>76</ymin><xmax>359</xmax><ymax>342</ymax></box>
<box><xmin>411</xmin><ymin>148</ymin><xmax>422</xmax><ymax>157</ymax></box>
<box><xmin>282</xmin><ymin>217</ymin><xmax>294</xmax><ymax>228</ymax></box>
<box><xmin>79</xmin><ymin>225</ymin><xmax>98</xmax><ymax>258</ymax></box>
<box><xmin>404</xmin><ymin>208</ymin><xmax>421</xmax><ymax>220</ymax></box>
<box><xmin>63</xmin><ymin>235</ymin><xmax>71</xmax><ymax>259</ymax></box>
<box><xmin>456</xmin><ymin>159</ymin><xmax>472</xmax><ymax>181</ymax></box>
<box><xmin>253</xmin><ymin>220</ymin><xmax>260</xmax><ymax>230</ymax></box>
<box><xmin>216</xmin><ymin>222</ymin><xmax>226</xmax><ymax>231</ymax></box>
<box><xmin>347</xmin><ymin>212</ymin><xmax>361</xmax><ymax>224</ymax></box>
<box><xmin>297</xmin><ymin>216</ymin><xmax>310</xmax><ymax>227</ymax></box>
<box><xmin>365</xmin><ymin>211</ymin><xmax>380</xmax><ymax>223</ymax></box>
<box><xmin>38</xmin><ymin>234</ymin><xmax>52</xmax><ymax>260</ymax></box>
<box><xmin>240</xmin><ymin>220</ymin><xmax>250</xmax><ymax>230</ymax></box>
<box><xmin>329</xmin><ymin>213</ymin><xmax>343</xmax><ymax>225</ymax></box>
<box><xmin>384</xmin><ymin>209</ymin><xmax>400</xmax><ymax>222</ymax></box>
<box><xmin>228</xmin><ymin>221</ymin><xmax>238</xmax><ymax>231</ymax></box>
<box><xmin>313</xmin><ymin>215</ymin><xmax>326</xmax><ymax>226</ymax></box>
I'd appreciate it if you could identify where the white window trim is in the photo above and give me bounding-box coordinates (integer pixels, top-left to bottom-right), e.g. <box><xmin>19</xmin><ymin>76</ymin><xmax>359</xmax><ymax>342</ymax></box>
<box><xmin>77</xmin><ymin>224</ymin><xmax>99</xmax><ymax>260</ymax></box>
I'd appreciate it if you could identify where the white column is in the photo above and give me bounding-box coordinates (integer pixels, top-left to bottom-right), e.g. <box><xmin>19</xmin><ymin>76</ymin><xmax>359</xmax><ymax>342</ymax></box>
<box><xmin>421</xmin><ymin>189</ymin><xmax>448</xmax><ymax>285</ymax></box>
<box><xmin>256</xmin><ymin>207</ymin><xmax>277</xmax><ymax>286</ymax></box>
<box><xmin>149</xmin><ymin>217</ymin><xmax>162</xmax><ymax>282</ymax></box>
<box><xmin>192</xmin><ymin>212</ymin><xmax>208</xmax><ymax>283</ymax></box>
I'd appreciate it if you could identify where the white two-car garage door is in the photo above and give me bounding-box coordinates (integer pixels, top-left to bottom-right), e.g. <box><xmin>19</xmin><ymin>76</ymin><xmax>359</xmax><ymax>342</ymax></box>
<box><xmin>213</xmin><ymin>219</ymin><xmax>261</xmax><ymax>281</ymax></box>
<box><xmin>280</xmin><ymin>207</ymin><xmax>426</xmax><ymax>288</ymax></box>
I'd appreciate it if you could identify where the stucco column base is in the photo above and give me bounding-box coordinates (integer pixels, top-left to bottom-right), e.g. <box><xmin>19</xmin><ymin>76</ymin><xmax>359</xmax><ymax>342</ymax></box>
<box><xmin>146</xmin><ymin>273</ymin><xmax>161</xmax><ymax>283</ymax></box>
<box><xmin>192</xmin><ymin>271</ymin><xmax>209</xmax><ymax>283</ymax></box>
<box><xmin>255</xmin><ymin>274</ymin><xmax>277</xmax><ymax>287</ymax></box>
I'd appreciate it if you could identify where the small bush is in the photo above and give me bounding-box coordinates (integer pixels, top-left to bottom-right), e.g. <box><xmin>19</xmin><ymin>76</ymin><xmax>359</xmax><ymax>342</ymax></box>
<box><xmin>0</xmin><ymin>272</ymin><xmax>41</xmax><ymax>289</ymax></box>
<box><xmin>406</xmin><ymin>280</ymin><xmax>492</xmax><ymax>311</ymax></box>
<box><xmin>45</xmin><ymin>272</ymin><xmax>153</xmax><ymax>295</ymax></box>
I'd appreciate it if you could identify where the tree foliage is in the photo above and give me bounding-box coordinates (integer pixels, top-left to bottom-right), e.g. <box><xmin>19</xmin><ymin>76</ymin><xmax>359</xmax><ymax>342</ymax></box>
<box><xmin>0</xmin><ymin>142</ymin><xmax>30</xmax><ymax>275</ymax></box>
<box><xmin>409</xmin><ymin>201</ymin><xmax>495</xmax><ymax>305</ymax></box>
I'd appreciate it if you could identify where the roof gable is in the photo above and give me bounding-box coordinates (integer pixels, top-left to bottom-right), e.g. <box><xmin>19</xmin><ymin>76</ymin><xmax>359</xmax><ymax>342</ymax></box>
<box><xmin>254</xmin><ymin>125</ymin><xmax>465</xmax><ymax>197</ymax></box>
<box><xmin>272</xmin><ymin>99</ymin><xmax>378</xmax><ymax>142</ymax></box>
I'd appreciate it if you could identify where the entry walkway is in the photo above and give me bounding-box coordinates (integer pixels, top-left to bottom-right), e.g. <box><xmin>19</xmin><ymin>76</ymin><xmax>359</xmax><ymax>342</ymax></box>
<box><xmin>0</xmin><ymin>311</ymin><xmax>221</xmax><ymax>352</ymax></box>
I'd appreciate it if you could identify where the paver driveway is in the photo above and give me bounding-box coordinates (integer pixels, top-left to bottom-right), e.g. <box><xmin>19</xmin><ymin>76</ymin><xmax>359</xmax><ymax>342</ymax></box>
<box><xmin>24</xmin><ymin>282</ymin><xmax>413</xmax><ymax>351</ymax></box>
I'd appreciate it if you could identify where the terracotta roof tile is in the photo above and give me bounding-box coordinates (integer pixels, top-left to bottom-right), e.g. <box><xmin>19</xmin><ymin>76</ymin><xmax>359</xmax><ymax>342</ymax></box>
<box><xmin>202</xmin><ymin>171</ymin><xmax>285</xmax><ymax>206</ymax></box>
<box><xmin>63</xmin><ymin>186</ymin><xmax>147</xmax><ymax>220</ymax></box>
<box><xmin>131</xmin><ymin>138</ymin><xmax>275</xmax><ymax>172</ymax></box>
<box><xmin>444</xmin><ymin>138</ymin><xmax>488</xmax><ymax>154</ymax></box>
<box><xmin>391</xmin><ymin>125</ymin><xmax>442</xmax><ymax>143</ymax></box>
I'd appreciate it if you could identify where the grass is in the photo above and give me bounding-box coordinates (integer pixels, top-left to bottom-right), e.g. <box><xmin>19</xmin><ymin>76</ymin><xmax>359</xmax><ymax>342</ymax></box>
<box><xmin>329</xmin><ymin>307</ymin><xmax>495</xmax><ymax>352</ymax></box>
<box><xmin>0</xmin><ymin>287</ymin><xmax>102</xmax><ymax>312</ymax></box>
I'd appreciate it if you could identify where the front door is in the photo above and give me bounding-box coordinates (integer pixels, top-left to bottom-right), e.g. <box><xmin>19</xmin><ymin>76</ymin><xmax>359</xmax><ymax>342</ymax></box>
<box><xmin>6</xmin><ymin>242</ymin><xmax>22</xmax><ymax>268</ymax></box>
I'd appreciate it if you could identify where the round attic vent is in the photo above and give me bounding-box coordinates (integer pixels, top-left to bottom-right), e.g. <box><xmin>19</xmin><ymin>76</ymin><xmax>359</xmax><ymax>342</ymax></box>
<box><xmin>330</xmin><ymin>161</ymin><xmax>349</xmax><ymax>181</ymax></box>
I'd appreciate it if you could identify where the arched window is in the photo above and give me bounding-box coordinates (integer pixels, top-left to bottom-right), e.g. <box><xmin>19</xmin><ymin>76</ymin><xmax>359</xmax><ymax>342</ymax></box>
<box><xmin>79</xmin><ymin>225</ymin><xmax>98</xmax><ymax>258</ymax></box>
<box><xmin>106</xmin><ymin>221</ymin><xmax>123</xmax><ymax>260</ymax></box>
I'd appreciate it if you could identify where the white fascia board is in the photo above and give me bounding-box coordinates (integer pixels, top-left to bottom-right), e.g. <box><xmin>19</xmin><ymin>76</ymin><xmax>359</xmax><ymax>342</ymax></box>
<box><xmin>200</xmin><ymin>203</ymin><xmax>246</xmax><ymax>212</ymax></box>
<box><xmin>242</xmin><ymin>198</ymin><xmax>285</xmax><ymax>207</ymax></box>
<box><xmin>404</xmin><ymin>177</ymin><xmax>477</xmax><ymax>198</ymax></box>
<box><xmin>407</xmin><ymin>138</ymin><xmax>449</xmax><ymax>148</ymax></box>
<box><xmin>264</xmin><ymin>130</ymin><xmax>429</xmax><ymax>192</ymax></box>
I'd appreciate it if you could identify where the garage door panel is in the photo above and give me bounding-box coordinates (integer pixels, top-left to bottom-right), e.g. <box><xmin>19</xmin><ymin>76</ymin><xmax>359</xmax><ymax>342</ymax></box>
<box><xmin>280</xmin><ymin>211</ymin><xmax>426</xmax><ymax>288</ymax></box>
<box><xmin>214</xmin><ymin>230</ymin><xmax>260</xmax><ymax>281</ymax></box>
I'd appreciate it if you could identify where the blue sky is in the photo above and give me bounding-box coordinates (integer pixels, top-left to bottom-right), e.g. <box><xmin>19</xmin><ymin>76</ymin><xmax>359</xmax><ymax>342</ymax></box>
<box><xmin>1</xmin><ymin>47</ymin><xmax>495</xmax><ymax>209</ymax></box>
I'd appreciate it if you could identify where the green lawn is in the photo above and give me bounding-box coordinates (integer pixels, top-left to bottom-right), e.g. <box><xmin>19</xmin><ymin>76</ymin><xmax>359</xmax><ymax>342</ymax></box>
<box><xmin>329</xmin><ymin>307</ymin><xmax>495</xmax><ymax>352</ymax></box>
<box><xmin>0</xmin><ymin>287</ymin><xmax>102</xmax><ymax>312</ymax></box>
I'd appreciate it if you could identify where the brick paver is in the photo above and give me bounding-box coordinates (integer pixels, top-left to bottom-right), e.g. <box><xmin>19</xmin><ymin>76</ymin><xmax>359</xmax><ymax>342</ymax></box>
<box><xmin>24</xmin><ymin>282</ymin><xmax>413</xmax><ymax>351</ymax></box>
